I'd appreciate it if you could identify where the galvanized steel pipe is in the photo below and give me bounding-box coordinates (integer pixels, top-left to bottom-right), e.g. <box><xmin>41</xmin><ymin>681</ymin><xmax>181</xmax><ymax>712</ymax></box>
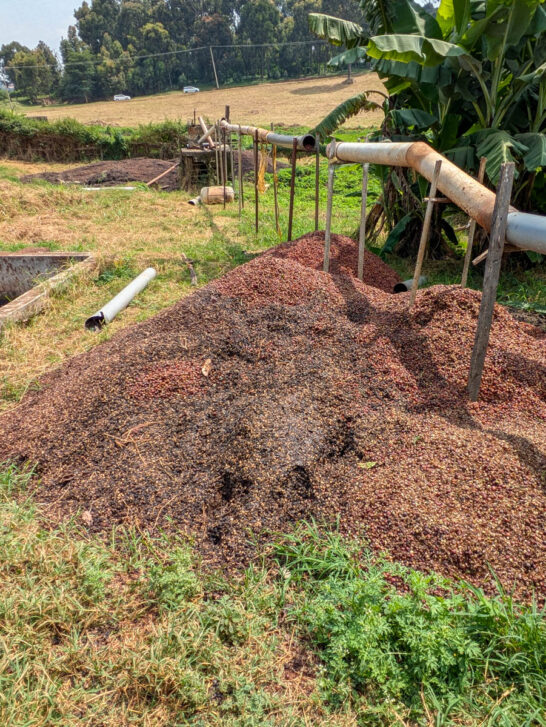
<box><xmin>220</xmin><ymin>119</ymin><xmax>316</xmax><ymax>151</ymax></box>
<box><xmin>328</xmin><ymin>140</ymin><xmax>546</xmax><ymax>255</ymax></box>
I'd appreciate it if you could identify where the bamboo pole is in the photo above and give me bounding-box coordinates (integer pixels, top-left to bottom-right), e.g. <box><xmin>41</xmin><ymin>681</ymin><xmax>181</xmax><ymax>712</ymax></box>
<box><xmin>461</xmin><ymin>156</ymin><xmax>487</xmax><ymax>288</ymax></box>
<box><xmin>409</xmin><ymin>159</ymin><xmax>442</xmax><ymax>307</ymax></box>
<box><xmin>357</xmin><ymin>163</ymin><xmax>369</xmax><ymax>281</ymax></box>
<box><xmin>323</xmin><ymin>164</ymin><xmax>336</xmax><ymax>272</ymax></box>
<box><xmin>468</xmin><ymin>162</ymin><xmax>514</xmax><ymax>401</ymax></box>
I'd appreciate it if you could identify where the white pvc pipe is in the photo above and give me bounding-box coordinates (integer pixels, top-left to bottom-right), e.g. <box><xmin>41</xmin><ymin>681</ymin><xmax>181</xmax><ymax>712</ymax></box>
<box><xmin>394</xmin><ymin>276</ymin><xmax>427</xmax><ymax>293</ymax></box>
<box><xmin>85</xmin><ymin>267</ymin><xmax>157</xmax><ymax>330</ymax></box>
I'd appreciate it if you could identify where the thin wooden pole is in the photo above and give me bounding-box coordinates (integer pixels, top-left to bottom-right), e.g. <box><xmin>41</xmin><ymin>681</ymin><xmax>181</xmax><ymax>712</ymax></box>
<box><xmin>222</xmin><ymin>125</ymin><xmax>227</xmax><ymax>208</ymax></box>
<box><xmin>237</xmin><ymin>125</ymin><xmax>243</xmax><ymax>217</ymax></box>
<box><xmin>214</xmin><ymin>122</ymin><xmax>220</xmax><ymax>184</ymax></box>
<box><xmin>461</xmin><ymin>156</ymin><xmax>487</xmax><ymax>288</ymax></box>
<box><xmin>287</xmin><ymin>136</ymin><xmax>298</xmax><ymax>241</ymax></box>
<box><xmin>209</xmin><ymin>46</ymin><xmax>219</xmax><ymax>89</ymax></box>
<box><xmin>409</xmin><ymin>159</ymin><xmax>442</xmax><ymax>307</ymax></box>
<box><xmin>323</xmin><ymin>164</ymin><xmax>336</xmax><ymax>272</ymax></box>
<box><xmin>230</xmin><ymin>132</ymin><xmax>235</xmax><ymax>192</ymax></box>
<box><xmin>254</xmin><ymin>129</ymin><xmax>259</xmax><ymax>234</ymax></box>
<box><xmin>270</xmin><ymin>123</ymin><xmax>281</xmax><ymax>237</ymax></box>
<box><xmin>357</xmin><ymin>162</ymin><xmax>369</xmax><ymax>281</ymax></box>
<box><xmin>467</xmin><ymin>162</ymin><xmax>514</xmax><ymax>401</ymax></box>
<box><xmin>314</xmin><ymin>133</ymin><xmax>320</xmax><ymax>232</ymax></box>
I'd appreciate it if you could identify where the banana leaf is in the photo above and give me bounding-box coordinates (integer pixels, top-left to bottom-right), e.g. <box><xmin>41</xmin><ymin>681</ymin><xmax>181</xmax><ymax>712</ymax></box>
<box><xmin>472</xmin><ymin>128</ymin><xmax>528</xmax><ymax>183</ymax></box>
<box><xmin>390</xmin><ymin>108</ymin><xmax>438</xmax><ymax>131</ymax></box>
<box><xmin>327</xmin><ymin>46</ymin><xmax>367</xmax><ymax>67</ymax></box>
<box><xmin>368</xmin><ymin>34</ymin><xmax>470</xmax><ymax>67</ymax></box>
<box><xmin>310</xmin><ymin>93</ymin><xmax>383</xmax><ymax>139</ymax></box>
<box><xmin>514</xmin><ymin>132</ymin><xmax>546</xmax><ymax>170</ymax></box>
<box><xmin>308</xmin><ymin>14</ymin><xmax>364</xmax><ymax>47</ymax></box>
<box><xmin>381</xmin><ymin>213</ymin><xmax>414</xmax><ymax>255</ymax></box>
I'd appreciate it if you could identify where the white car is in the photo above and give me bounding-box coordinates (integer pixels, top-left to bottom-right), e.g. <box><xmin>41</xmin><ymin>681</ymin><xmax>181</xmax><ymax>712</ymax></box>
<box><xmin>183</xmin><ymin>86</ymin><xmax>200</xmax><ymax>94</ymax></box>
<box><xmin>113</xmin><ymin>94</ymin><xmax>131</xmax><ymax>101</ymax></box>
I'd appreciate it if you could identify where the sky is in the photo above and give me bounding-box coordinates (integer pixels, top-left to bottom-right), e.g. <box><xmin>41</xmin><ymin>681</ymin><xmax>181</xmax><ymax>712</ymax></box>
<box><xmin>0</xmin><ymin>0</ymin><xmax>77</xmax><ymax>54</ymax></box>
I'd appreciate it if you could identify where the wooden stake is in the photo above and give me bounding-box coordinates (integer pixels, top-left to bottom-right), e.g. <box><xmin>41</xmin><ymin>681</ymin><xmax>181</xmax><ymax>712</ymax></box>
<box><xmin>467</xmin><ymin>162</ymin><xmax>514</xmax><ymax>401</ymax></box>
<box><xmin>409</xmin><ymin>159</ymin><xmax>442</xmax><ymax>307</ymax></box>
<box><xmin>323</xmin><ymin>164</ymin><xmax>336</xmax><ymax>272</ymax></box>
<box><xmin>181</xmin><ymin>252</ymin><xmax>197</xmax><ymax>286</ymax></box>
<box><xmin>357</xmin><ymin>162</ymin><xmax>369</xmax><ymax>281</ymax></box>
<box><xmin>238</xmin><ymin>125</ymin><xmax>244</xmax><ymax>212</ymax></box>
<box><xmin>461</xmin><ymin>156</ymin><xmax>487</xmax><ymax>288</ymax></box>
<box><xmin>314</xmin><ymin>133</ymin><xmax>320</xmax><ymax>232</ymax></box>
<box><xmin>254</xmin><ymin>129</ymin><xmax>259</xmax><ymax>234</ymax></box>
<box><xmin>271</xmin><ymin>123</ymin><xmax>281</xmax><ymax>237</ymax></box>
<box><xmin>222</xmin><ymin>126</ymin><xmax>227</xmax><ymax>208</ymax></box>
<box><xmin>214</xmin><ymin>122</ymin><xmax>220</xmax><ymax>184</ymax></box>
<box><xmin>287</xmin><ymin>136</ymin><xmax>298</xmax><ymax>241</ymax></box>
<box><xmin>146</xmin><ymin>161</ymin><xmax>180</xmax><ymax>187</ymax></box>
<box><xmin>209</xmin><ymin>47</ymin><xmax>219</xmax><ymax>89</ymax></box>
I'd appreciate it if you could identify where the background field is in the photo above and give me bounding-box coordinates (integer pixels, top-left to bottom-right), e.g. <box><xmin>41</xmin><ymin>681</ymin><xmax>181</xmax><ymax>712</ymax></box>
<box><xmin>20</xmin><ymin>74</ymin><xmax>386</xmax><ymax>128</ymax></box>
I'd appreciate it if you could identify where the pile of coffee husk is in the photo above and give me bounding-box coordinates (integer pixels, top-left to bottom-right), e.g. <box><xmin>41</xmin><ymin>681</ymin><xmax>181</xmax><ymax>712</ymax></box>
<box><xmin>1</xmin><ymin>232</ymin><xmax>544</xmax><ymax>601</ymax></box>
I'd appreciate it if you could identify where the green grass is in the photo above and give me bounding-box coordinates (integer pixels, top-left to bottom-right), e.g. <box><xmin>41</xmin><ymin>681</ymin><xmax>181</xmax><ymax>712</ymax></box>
<box><xmin>1</xmin><ymin>464</ymin><xmax>544</xmax><ymax>726</ymax></box>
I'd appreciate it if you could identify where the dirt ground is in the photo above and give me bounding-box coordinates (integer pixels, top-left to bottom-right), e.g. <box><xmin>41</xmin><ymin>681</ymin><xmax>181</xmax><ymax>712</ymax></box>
<box><xmin>21</xmin><ymin>158</ymin><xmax>182</xmax><ymax>191</ymax></box>
<box><xmin>1</xmin><ymin>232</ymin><xmax>544</xmax><ymax>602</ymax></box>
<box><xmin>21</xmin><ymin>152</ymin><xmax>287</xmax><ymax>190</ymax></box>
<box><xmin>21</xmin><ymin>74</ymin><xmax>386</xmax><ymax>128</ymax></box>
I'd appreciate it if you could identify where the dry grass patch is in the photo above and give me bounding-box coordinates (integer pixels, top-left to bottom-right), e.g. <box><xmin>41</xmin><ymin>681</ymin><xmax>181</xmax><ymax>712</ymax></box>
<box><xmin>21</xmin><ymin>74</ymin><xmax>386</xmax><ymax>128</ymax></box>
<box><xmin>0</xmin><ymin>163</ymin><xmax>248</xmax><ymax>411</ymax></box>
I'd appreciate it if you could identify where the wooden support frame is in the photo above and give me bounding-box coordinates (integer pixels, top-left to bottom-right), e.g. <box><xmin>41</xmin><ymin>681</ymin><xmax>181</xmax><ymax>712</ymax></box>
<box><xmin>461</xmin><ymin>156</ymin><xmax>487</xmax><ymax>288</ymax></box>
<box><xmin>467</xmin><ymin>162</ymin><xmax>514</xmax><ymax>401</ymax></box>
<box><xmin>357</xmin><ymin>162</ymin><xmax>369</xmax><ymax>282</ymax></box>
<box><xmin>409</xmin><ymin>159</ymin><xmax>442</xmax><ymax>307</ymax></box>
<box><xmin>323</xmin><ymin>163</ymin><xmax>336</xmax><ymax>273</ymax></box>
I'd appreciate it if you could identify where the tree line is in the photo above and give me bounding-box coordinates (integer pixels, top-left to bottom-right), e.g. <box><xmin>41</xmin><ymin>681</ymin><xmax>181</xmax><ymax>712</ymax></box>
<box><xmin>0</xmin><ymin>0</ymin><xmax>364</xmax><ymax>104</ymax></box>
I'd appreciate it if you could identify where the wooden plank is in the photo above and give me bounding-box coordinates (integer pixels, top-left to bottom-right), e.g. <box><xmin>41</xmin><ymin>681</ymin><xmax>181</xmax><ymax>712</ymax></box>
<box><xmin>145</xmin><ymin>161</ymin><xmax>180</xmax><ymax>187</ymax></box>
<box><xmin>461</xmin><ymin>156</ymin><xmax>487</xmax><ymax>287</ymax></box>
<box><xmin>357</xmin><ymin>162</ymin><xmax>369</xmax><ymax>281</ymax></box>
<box><xmin>467</xmin><ymin>162</ymin><xmax>514</xmax><ymax>401</ymax></box>
<box><xmin>409</xmin><ymin>159</ymin><xmax>442</xmax><ymax>307</ymax></box>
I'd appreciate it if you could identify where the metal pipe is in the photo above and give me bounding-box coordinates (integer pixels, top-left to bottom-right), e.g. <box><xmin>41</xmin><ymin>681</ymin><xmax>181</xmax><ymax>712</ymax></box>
<box><xmin>393</xmin><ymin>276</ymin><xmax>427</xmax><ymax>293</ymax></box>
<box><xmin>85</xmin><ymin>267</ymin><xmax>157</xmax><ymax>331</ymax></box>
<box><xmin>328</xmin><ymin>140</ymin><xmax>546</xmax><ymax>255</ymax></box>
<box><xmin>220</xmin><ymin>120</ymin><xmax>316</xmax><ymax>152</ymax></box>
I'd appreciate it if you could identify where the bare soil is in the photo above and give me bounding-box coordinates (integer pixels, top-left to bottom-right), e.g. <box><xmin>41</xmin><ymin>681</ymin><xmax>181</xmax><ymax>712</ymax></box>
<box><xmin>0</xmin><ymin>232</ymin><xmax>544</xmax><ymax>601</ymax></box>
<box><xmin>21</xmin><ymin>158</ymin><xmax>181</xmax><ymax>191</ymax></box>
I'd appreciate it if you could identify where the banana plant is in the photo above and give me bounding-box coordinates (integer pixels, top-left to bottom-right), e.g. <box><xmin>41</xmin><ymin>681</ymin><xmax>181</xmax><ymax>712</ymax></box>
<box><xmin>309</xmin><ymin>0</ymin><xmax>546</xmax><ymax>255</ymax></box>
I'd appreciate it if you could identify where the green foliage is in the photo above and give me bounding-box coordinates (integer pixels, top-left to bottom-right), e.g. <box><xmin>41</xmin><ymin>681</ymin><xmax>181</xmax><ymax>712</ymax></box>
<box><xmin>311</xmin><ymin>91</ymin><xmax>384</xmax><ymax>139</ymax></box>
<box><xmin>0</xmin><ymin>109</ymin><xmax>188</xmax><ymax>161</ymax></box>
<box><xmin>274</xmin><ymin>521</ymin><xmax>546</xmax><ymax>725</ymax></box>
<box><xmin>149</xmin><ymin>545</ymin><xmax>202</xmax><ymax>608</ymax></box>
<box><xmin>0</xmin><ymin>459</ymin><xmax>545</xmax><ymax>726</ymax></box>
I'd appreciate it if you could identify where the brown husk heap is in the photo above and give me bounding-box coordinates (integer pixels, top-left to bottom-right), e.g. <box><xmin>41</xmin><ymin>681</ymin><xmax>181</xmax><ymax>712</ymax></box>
<box><xmin>1</xmin><ymin>232</ymin><xmax>544</xmax><ymax>600</ymax></box>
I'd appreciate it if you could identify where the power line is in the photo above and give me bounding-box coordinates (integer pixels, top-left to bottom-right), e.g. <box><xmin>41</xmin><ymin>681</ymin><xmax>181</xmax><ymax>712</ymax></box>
<box><xmin>3</xmin><ymin>39</ymin><xmax>329</xmax><ymax>71</ymax></box>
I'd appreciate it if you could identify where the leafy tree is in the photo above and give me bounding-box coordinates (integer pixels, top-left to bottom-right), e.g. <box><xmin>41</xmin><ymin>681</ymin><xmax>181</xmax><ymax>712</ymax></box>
<box><xmin>7</xmin><ymin>44</ymin><xmax>59</xmax><ymax>103</ymax></box>
<box><xmin>59</xmin><ymin>27</ymin><xmax>98</xmax><ymax>102</ymax></box>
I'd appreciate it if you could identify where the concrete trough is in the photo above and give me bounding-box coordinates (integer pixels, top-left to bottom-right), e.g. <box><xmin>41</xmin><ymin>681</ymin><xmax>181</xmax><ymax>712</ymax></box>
<box><xmin>0</xmin><ymin>251</ymin><xmax>96</xmax><ymax>330</ymax></box>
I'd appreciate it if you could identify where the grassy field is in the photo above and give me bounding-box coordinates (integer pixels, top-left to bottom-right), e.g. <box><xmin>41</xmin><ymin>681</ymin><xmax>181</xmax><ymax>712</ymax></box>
<box><xmin>18</xmin><ymin>74</ymin><xmax>386</xmax><ymax>128</ymax></box>
<box><xmin>1</xmin><ymin>464</ymin><xmax>544</xmax><ymax>726</ymax></box>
